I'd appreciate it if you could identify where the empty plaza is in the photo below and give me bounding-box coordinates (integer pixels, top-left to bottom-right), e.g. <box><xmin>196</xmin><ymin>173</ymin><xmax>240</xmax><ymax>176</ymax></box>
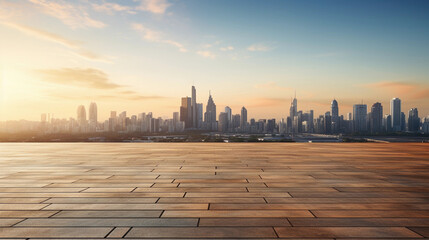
<box><xmin>0</xmin><ymin>143</ymin><xmax>428</xmax><ymax>239</ymax></box>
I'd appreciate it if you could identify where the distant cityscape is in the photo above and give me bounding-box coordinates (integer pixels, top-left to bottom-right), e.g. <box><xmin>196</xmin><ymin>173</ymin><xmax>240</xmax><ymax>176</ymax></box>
<box><xmin>0</xmin><ymin>85</ymin><xmax>428</xmax><ymax>136</ymax></box>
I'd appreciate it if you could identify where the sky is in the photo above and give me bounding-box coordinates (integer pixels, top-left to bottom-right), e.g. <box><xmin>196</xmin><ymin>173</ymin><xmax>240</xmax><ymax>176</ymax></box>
<box><xmin>0</xmin><ymin>0</ymin><xmax>429</xmax><ymax>121</ymax></box>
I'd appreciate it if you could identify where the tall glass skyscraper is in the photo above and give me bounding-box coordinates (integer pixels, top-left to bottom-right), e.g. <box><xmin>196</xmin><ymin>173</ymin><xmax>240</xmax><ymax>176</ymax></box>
<box><xmin>353</xmin><ymin>104</ymin><xmax>367</xmax><ymax>133</ymax></box>
<box><xmin>390</xmin><ymin>98</ymin><xmax>401</xmax><ymax>132</ymax></box>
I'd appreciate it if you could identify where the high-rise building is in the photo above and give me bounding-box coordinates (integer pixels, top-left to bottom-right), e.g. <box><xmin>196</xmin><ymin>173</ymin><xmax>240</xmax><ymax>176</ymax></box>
<box><xmin>232</xmin><ymin>114</ymin><xmax>241</xmax><ymax>131</ymax></box>
<box><xmin>384</xmin><ymin>114</ymin><xmax>392</xmax><ymax>132</ymax></box>
<box><xmin>204</xmin><ymin>92</ymin><xmax>217</xmax><ymax>131</ymax></box>
<box><xmin>172</xmin><ymin>112</ymin><xmax>180</xmax><ymax>132</ymax></box>
<box><xmin>240</xmin><ymin>107</ymin><xmax>247</xmax><ymax>131</ymax></box>
<box><xmin>77</xmin><ymin>105</ymin><xmax>87</xmax><ymax>126</ymax></box>
<box><xmin>225</xmin><ymin>106</ymin><xmax>232</xmax><ymax>131</ymax></box>
<box><xmin>422</xmin><ymin>116</ymin><xmax>429</xmax><ymax>134</ymax></box>
<box><xmin>401</xmin><ymin>112</ymin><xmax>406</xmax><ymax>131</ymax></box>
<box><xmin>196</xmin><ymin>103</ymin><xmax>203</xmax><ymax>129</ymax></box>
<box><xmin>331</xmin><ymin>99</ymin><xmax>339</xmax><ymax>133</ymax></box>
<box><xmin>353</xmin><ymin>104</ymin><xmax>367</xmax><ymax>133</ymax></box>
<box><xmin>369</xmin><ymin>102</ymin><xmax>383</xmax><ymax>133</ymax></box>
<box><xmin>324</xmin><ymin>112</ymin><xmax>332</xmax><ymax>134</ymax></box>
<box><xmin>218</xmin><ymin>112</ymin><xmax>228</xmax><ymax>132</ymax></box>
<box><xmin>191</xmin><ymin>86</ymin><xmax>197</xmax><ymax>128</ymax></box>
<box><xmin>180</xmin><ymin>97</ymin><xmax>192</xmax><ymax>128</ymax></box>
<box><xmin>88</xmin><ymin>102</ymin><xmax>97</xmax><ymax>131</ymax></box>
<box><xmin>289</xmin><ymin>92</ymin><xmax>297</xmax><ymax>119</ymax></box>
<box><xmin>391</xmin><ymin>98</ymin><xmax>401</xmax><ymax>132</ymax></box>
<box><xmin>408</xmin><ymin>108</ymin><xmax>420</xmax><ymax>132</ymax></box>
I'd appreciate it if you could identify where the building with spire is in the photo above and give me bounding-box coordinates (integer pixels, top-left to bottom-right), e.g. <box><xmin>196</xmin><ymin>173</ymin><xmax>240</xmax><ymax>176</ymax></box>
<box><xmin>204</xmin><ymin>92</ymin><xmax>217</xmax><ymax>131</ymax></box>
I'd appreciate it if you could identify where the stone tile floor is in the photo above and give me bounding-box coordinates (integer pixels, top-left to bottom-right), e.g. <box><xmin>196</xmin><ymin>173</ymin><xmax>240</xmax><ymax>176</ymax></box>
<box><xmin>0</xmin><ymin>143</ymin><xmax>428</xmax><ymax>239</ymax></box>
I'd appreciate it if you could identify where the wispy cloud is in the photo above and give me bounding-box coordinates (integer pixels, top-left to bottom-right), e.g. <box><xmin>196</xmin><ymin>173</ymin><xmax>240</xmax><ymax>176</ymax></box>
<box><xmin>37</xmin><ymin>68</ymin><xmax>165</xmax><ymax>101</ymax></box>
<box><xmin>196</xmin><ymin>50</ymin><xmax>216</xmax><ymax>59</ymax></box>
<box><xmin>1</xmin><ymin>21</ymin><xmax>111</xmax><ymax>63</ymax></box>
<box><xmin>220</xmin><ymin>46</ymin><xmax>234</xmax><ymax>51</ymax></box>
<box><xmin>0</xmin><ymin>1</ymin><xmax>26</xmax><ymax>20</ymax></box>
<box><xmin>363</xmin><ymin>81</ymin><xmax>429</xmax><ymax>100</ymax></box>
<box><xmin>254</xmin><ymin>81</ymin><xmax>291</xmax><ymax>91</ymax></box>
<box><xmin>28</xmin><ymin>0</ymin><xmax>105</xmax><ymax>29</ymax></box>
<box><xmin>92</xmin><ymin>2</ymin><xmax>136</xmax><ymax>15</ymax></box>
<box><xmin>1</xmin><ymin>21</ymin><xmax>79</xmax><ymax>48</ymax></box>
<box><xmin>131</xmin><ymin>23</ymin><xmax>187</xmax><ymax>52</ymax></box>
<box><xmin>247</xmin><ymin>43</ymin><xmax>273</xmax><ymax>52</ymax></box>
<box><xmin>35</xmin><ymin>68</ymin><xmax>120</xmax><ymax>89</ymax></box>
<box><xmin>136</xmin><ymin>0</ymin><xmax>171</xmax><ymax>14</ymax></box>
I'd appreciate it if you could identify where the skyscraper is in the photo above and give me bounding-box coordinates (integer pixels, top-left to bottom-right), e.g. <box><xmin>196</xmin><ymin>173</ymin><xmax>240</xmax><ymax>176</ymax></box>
<box><xmin>218</xmin><ymin>112</ymin><xmax>228</xmax><ymax>132</ymax></box>
<box><xmin>331</xmin><ymin>99</ymin><xmax>339</xmax><ymax>133</ymax></box>
<box><xmin>353</xmin><ymin>104</ymin><xmax>367</xmax><ymax>133</ymax></box>
<box><xmin>384</xmin><ymin>114</ymin><xmax>392</xmax><ymax>132</ymax></box>
<box><xmin>191</xmin><ymin>86</ymin><xmax>197</xmax><ymax>128</ymax></box>
<box><xmin>331</xmin><ymin>99</ymin><xmax>339</xmax><ymax>118</ymax></box>
<box><xmin>225</xmin><ymin>106</ymin><xmax>232</xmax><ymax>131</ymax></box>
<box><xmin>88</xmin><ymin>102</ymin><xmax>97</xmax><ymax>125</ymax></box>
<box><xmin>370</xmin><ymin>102</ymin><xmax>383</xmax><ymax>133</ymax></box>
<box><xmin>180</xmin><ymin>97</ymin><xmax>192</xmax><ymax>128</ymax></box>
<box><xmin>408</xmin><ymin>108</ymin><xmax>420</xmax><ymax>132</ymax></box>
<box><xmin>391</xmin><ymin>98</ymin><xmax>401</xmax><ymax>132</ymax></box>
<box><xmin>240</xmin><ymin>107</ymin><xmax>247</xmax><ymax>131</ymax></box>
<box><xmin>204</xmin><ymin>92</ymin><xmax>217</xmax><ymax>131</ymax></box>
<box><xmin>196</xmin><ymin>103</ymin><xmax>203</xmax><ymax>129</ymax></box>
<box><xmin>289</xmin><ymin>92</ymin><xmax>297</xmax><ymax>119</ymax></box>
<box><xmin>77</xmin><ymin>105</ymin><xmax>86</xmax><ymax>126</ymax></box>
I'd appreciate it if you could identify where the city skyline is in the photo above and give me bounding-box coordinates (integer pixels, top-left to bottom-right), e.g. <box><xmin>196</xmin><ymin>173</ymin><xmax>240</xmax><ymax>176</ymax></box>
<box><xmin>2</xmin><ymin>85</ymin><xmax>427</xmax><ymax>136</ymax></box>
<box><xmin>1</xmin><ymin>0</ymin><xmax>429</xmax><ymax>121</ymax></box>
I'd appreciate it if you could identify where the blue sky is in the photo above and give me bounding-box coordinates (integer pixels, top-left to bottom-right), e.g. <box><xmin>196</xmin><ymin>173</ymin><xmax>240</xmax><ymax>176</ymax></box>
<box><xmin>0</xmin><ymin>0</ymin><xmax>428</xmax><ymax>120</ymax></box>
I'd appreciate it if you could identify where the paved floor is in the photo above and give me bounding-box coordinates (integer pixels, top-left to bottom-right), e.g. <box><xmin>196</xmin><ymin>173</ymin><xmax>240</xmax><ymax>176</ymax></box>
<box><xmin>0</xmin><ymin>143</ymin><xmax>428</xmax><ymax>239</ymax></box>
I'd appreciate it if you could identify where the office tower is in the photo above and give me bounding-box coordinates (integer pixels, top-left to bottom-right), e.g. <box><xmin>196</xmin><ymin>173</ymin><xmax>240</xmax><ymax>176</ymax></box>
<box><xmin>118</xmin><ymin>111</ymin><xmax>127</xmax><ymax>131</ymax></box>
<box><xmin>173</xmin><ymin>112</ymin><xmax>180</xmax><ymax>132</ymax></box>
<box><xmin>384</xmin><ymin>114</ymin><xmax>392</xmax><ymax>132</ymax></box>
<box><xmin>370</xmin><ymin>102</ymin><xmax>383</xmax><ymax>133</ymax></box>
<box><xmin>353</xmin><ymin>104</ymin><xmax>367</xmax><ymax>133</ymax></box>
<box><xmin>408</xmin><ymin>108</ymin><xmax>420</xmax><ymax>132</ymax></box>
<box><xmin>109</xmin><ymin>110</ymin><xmax>117</xmax><ymax>131</ymax></box>
<box><xmin>302</xmin><ymin>110</ymin><xmax>314</xmax><ymax>133</ymax></box>
<box><xmin>191</xmin><ymin>86</ymin><xmax>197</xmax><ymax>128</ymax></box>
<box><xmin>331</xmin><ymin>99</ymin><xmax>339</xmax><ymax>118</ymax></box>
<box><xmin>279</xmin><ymin>118</ymin><xmax>286</xmax><ymax>134</ymax></box>
<box><xmin>240</xmin><ymin>107</ymin><xmax>247</xmax><ymax>131</ymax></box>
<box><xmin>225</xmin><ymin>106</ymin><xmax>232</xmax><ymax>131</ymax></box>
<box><xmin>232</xmin><ymin>114</ymin><xmax>241</xmax><ymax>131</ymax></box>
<box><xmin>289</xmin><ymin>93</ymin><xmax>297</xmax><ymax>119</ymax></box>
<box><xmin>218</xmin><ymin>112</ymin><xmax>228</xmax><ymax>132</ymax></box>
<box><xmin>324</xmin><ymin>112</ymin><xmax>332</xmax><ymax>134</ymax></box>
<box><xmin>286</xmin><ymin>117</ymin><xmax>292</xmax><ymax>133</ymax></box>
<box><xmin>197</xmin><ymin>103</ymin><xmax>203</xmax><ymax>129</ymax></box>
<box><xmin>88</xmin><ymin>102</ymin><xmax>97</xmax><ymax>125</ymax></box>
<box><xmin>77</xmin><ymin>105</ymin><xmax>87</xmax><ymax>126</ymax></box>
<box><xmin>204</xmin><ymin>92</ymin><xmax>217</xmax><ymax>131</ymax></box>
<box><xmin>422</xmin><ymin>116</ymin><xmax>429</xmax><ymax>134</ymax></box>
<box><xmin>180</xmin><ymin>97</ymin><xmax>192</xmax><ymax>128</ymax></box>
<box><xmin>401</xmin><ymin>112</ymin><xmax>406</xmax><ymax>131</ymax></box>
<box><xmin>391</xmin><ymin>98</ymin><xmax>401</xmax><ymax>132</ymax></box>
<box><xmin>331</xmin><ymin>99</ymin><xmax>339</xmax><ymax>133</ymax></box>
<box><xmin>267</xmin><ymin>119</ymin><xmax>276</xmax><ymax>133</ymax></box>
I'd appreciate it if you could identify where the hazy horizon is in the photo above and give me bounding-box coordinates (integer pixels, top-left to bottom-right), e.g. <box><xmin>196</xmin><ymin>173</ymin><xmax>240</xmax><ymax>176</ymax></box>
<box><xmin>1</xmin><ymin>0</ymin><xmax>429</xmax><ymax>121</ymax></box>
